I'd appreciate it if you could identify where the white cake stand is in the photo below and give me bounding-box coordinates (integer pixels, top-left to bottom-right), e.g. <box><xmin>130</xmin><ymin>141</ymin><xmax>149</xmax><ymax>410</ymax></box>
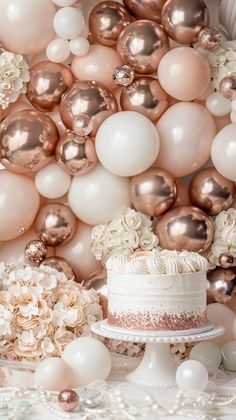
<box><xmin>91</xmin><ymin>320</ymin><xmax>225</xmax><ymax>388</ymax></box>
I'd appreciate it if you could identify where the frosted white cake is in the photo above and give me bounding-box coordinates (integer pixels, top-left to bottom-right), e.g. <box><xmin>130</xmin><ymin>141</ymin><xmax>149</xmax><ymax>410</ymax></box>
<box><xmin>106</xmin><ymin>250</ymin><xmax>209</xmax><ymax>331</ymax></box>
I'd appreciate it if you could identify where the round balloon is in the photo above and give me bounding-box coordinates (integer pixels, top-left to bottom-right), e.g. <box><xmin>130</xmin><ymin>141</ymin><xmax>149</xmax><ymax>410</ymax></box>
<box><xmin>68</xmin><ymin>164</ymin><xmax>131</xmax><ymax>225</ymax></box>
<box><xmin>207</xmin><ymin>303</ymin><xmax>235</xmax><ymax>345</ymax></box>
<box><xmin>0</xmin><ymin>110</ymin><xmax>59</xmax><ymax>174</ymax></box>
<box><xmin>155</xmin><ymin>206</ymin><xmax>214</xmax><ymax>253</ymax></box>
<box><xmin>0</xmin><ymin>0</ymin><xmax>56</xmax><ymax>55</ymax></box>
<box><xmin>155</xmin><ymin>102</ymin><xmax>216</xmax><ymax>177</ymax></box>
<box><xmin>207</xmin><ymin>266</ymin><xmax>236</xmax><ymax>305</ymax></box>
<box><xmin>117</xmin><ymin>20</ymin><xmax>169</xmax><ymax>74</ymax></box>
<box><xmin>0</xmin><ymin>171</ymin><xmax>40</xmax><ymax>241</ymax></box>
<box><xmin>124</xmin><ymin>0</ymin><xmax>167</xmax><ymax>23</ymax></box>
<box><xmin>35</xmin><ymin>163</ymin><xmax>71</xmax><ymax>199</ymax></box>
<box><xmin>40</xmin><ymin>256</ymin><xmax>76</xmax><ymax>282</ymax></box>
<box><xmin>211</xmin><ymin>123</ymin><xmax>236</xmax><ymax>182</ymax></box>
<box><xmin>95</xmin><ymin>111</ymin><xmax>160</xmax><ymax>177</ymax></box>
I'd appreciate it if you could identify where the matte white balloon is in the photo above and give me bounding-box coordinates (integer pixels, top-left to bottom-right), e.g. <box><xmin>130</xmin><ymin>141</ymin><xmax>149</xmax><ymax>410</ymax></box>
<box><xmin>176</xmin><ymin>360</ymin><xmax>208</xmax><ymax>392</ymax></box>
<box><xmin>69</xmin><ymin>37</ymin><xmax>90</xmax><ymax>56</ymax></box>
<box><xmin>46</xmin><ymin>38</ymin><xmax>70</xmax><ymax>63</ymax></box>
<box><xmin>62</xmin><ymin>337</ymin><xmax>111</xmax><ymax>386</ymax></box>
<box><xmin>52</xmin><ymin>0</ymin><xmax>77</xmax><ymax>5</ymax></box>
<box><xmin>96</xmin><ymin>111</ymin><xmax>160</xmax><ymax>177</ymax></box>
<box><xmin>68</xmin><ymin>164</ymin><xmax>131</xmax><ymax>225</ymax></box>
<box><xmin>211</xmin><ymin>123</ymin><xmax>236</xmax><ymax>182</ymax></box>
<box><xmin>206</xmin><ymin>91</ymin><xmax>231</xmax><ymax>117</ymax></box>
<box><xmin>35</xmin><ymin>357</ymin><xmax>72</xmax><ymax>391</ymax></box>
<box><xmin>190</xmin><ymin>341</ymin><xmax>222</xmax><ymax>375</ymax></box>
<box><xmin>222</xmin><ymin>341</ymin><xmax>236</xmax><ymax>371</ymax></box>
<box><xmin>53</xmin><ymin>7</ymin><xmax>84</xmax><ymax>40</ymax></box>
<box><xmin>35</xmin><ymin>163</ymin><xmax>71</xmax><ymax>199</ymax></box>
<box><xmin>207</xmin><ymin>303</ymin><xmax>236</xmax><ymax>346</ymax></box>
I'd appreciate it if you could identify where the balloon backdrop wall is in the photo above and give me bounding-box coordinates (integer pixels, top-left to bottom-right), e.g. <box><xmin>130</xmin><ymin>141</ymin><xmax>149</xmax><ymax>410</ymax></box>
<box><xmin>1</xmin><ymin>0</ymin><xmax>236</xmax><ymax>324</ymax></box>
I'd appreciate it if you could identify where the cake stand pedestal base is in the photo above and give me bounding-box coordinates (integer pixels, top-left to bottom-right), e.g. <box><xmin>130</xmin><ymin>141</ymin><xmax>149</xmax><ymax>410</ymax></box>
<box><xmin>91</xmin><ymin>320</ymin><xmax>224</xmax><ymax>388</ymax></box>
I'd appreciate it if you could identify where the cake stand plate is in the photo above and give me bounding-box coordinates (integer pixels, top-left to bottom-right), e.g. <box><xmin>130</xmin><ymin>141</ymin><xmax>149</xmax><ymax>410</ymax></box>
<box><xmin>91</xmin><ymin>320</ymin><xmax>225</xmax><ymax>388</ymax></box>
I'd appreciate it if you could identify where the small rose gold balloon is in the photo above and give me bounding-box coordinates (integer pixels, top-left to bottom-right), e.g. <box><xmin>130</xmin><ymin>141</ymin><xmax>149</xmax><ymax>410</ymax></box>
<box><xmin>189</xmin><ymin>168</ymin><xmax>235</xmax><ymax>216</ymax></box>
<box><xmin>130</xmin><ymin>168</ymin><xmax>177</xmax><ymax>216</ymax></box>
<box><xmin>219</xmin><ymin>253</ymin><xmax>235</xmax><ymax>269</ymax></box>
<box><xmin>35</xmin><ymin>203</ymin><xmax>76</xmax><ymax>247</ymax></box>
<box><xmin>56</xmin><ymin>130</ymin><xmax>97</xmax><ymax>176</ymax></box>
<box><xmin>25</xmin><ymin>239</ymin><xmax>48</xmax><ymax>264</ymax></box>
<box><xmin>113</xmin><ymin>64</ymin><xmax>135</xmax><ymax>88</ymax></box>
<box><xmin>124</xmin><ymin>0</ymin><xmax>167</xmax><ymax>23</ymax></box>
<box><xmin>59</xmin><ymin>80</ymin><xmax>118</xmax><ymax>136</ymax></box>
<box><xmin>120</xmin><ymin>76</ymin><xmax>169</xmax><ymax>122</ymax></box>
<box><xmin>117</xmin><ymin>20</ymin><xmax>169</xmax><ymax>74</ymax></box>
<box><xmin>40</xmin><ymin>256</ymin><xmax>76</xmax><ymax>281</ymax></box>
<box><xmin>0</xmin><ymin>110</ymin><xmax>59</xmax><ymax>173</ymax></box>
<box><xmin>219</xmin><ymin>76</ymin><xmax>236</xmax><ymax>100</ymax></box>
<box><xmin>198</xmin><ymin>26</ymin><xmax>222</xmax><ymax>50</ymax></box>
<box><xmin>58</xmin><ymin>389</ymin><xmax>79</xmax><ymax>412</ymax></box>
<box><xmin>89</xmin><ymin>1</ymin><xmax>133</xmax><ymax>47</ymax></box>
<box><xmin>155</xmin><ymin>206</ymin><xmax>214</xmax><ymax>253</ymax></box>
<box><xmin>161</xmin><ymin>0</ymin><xmax>209</xmax><ymax>45</ymax></box>
<box><xmin>27</xmin><ymin>61</ymin><xmax>74</xmax><ymax>112</ymax></box>
<box><xmin>207</xmin><ymin>266</ymin><xmax>236</xmax><ymax>304</ymax></box>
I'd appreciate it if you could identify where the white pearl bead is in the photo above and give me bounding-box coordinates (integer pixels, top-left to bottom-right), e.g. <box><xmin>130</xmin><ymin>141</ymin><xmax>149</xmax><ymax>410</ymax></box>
<box><xmin>53</xmin><ymin>7</ymin><xmax>84</xmax><ymax>40</ymax></box>
<box><xmin>46</xmin><ymin>38</ymin><xmax>70</xmax><ymax>63</ymax></box>
<box><xmin>69</xmin><ymin>37</ymin><xmax>90</xmax><ymax>56</ymax></box>
<box><xmin>206</xmin><ymin>91</ymin><xmax>232</xmax><ymax>117</ymax></box>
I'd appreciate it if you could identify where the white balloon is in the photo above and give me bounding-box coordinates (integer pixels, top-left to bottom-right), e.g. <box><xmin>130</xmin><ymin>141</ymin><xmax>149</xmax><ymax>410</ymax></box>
<box><xmin>211</xmin><ymin>123</ymin><xmax>236</xmax><ymax>181</ymax></box>
<box><xmin>206</xmin><ymin>91</ymin><xmax>231</xmax><ymax>117</ymax></box>
<box><xmin>69</xmin><ymin>37</ymin><xmax>90</xmax><ymax>56</ymax></box>
<box><xmin>62</xmin><ymin>337</ymin><xmax>111</xmax><ymax>386</ymax></box>
<box><xmin>95</xmin><ymin>111</ymin><xmax>160</xmax><ymax>177</ymax></box>
<box><xmin>68</xmin><ymin>164</ymin><xmax>131</xmax><ymax>225</ymax></box>
<box><xmin>231</xmin><ymin>99</ymin><xmax>236</xmax><ymax>111</ymax></box>
<box><xmin>190</xmin><ymin>341</ymin><xmax>222</xmax><ymax>375</ymax></box>
<box><xmin>207</xmin><ymin>303</ymin><xmax>236</xmax><ymax>346</ymax></box>
<box><xmin>35</xmin><ymin>163</ymin><xmax>71</xmax><ymax>199</ymax></box>
<box><xmin>230</xmin><ymin>109</ymin><xmax>236</xmax><ymax>123</ymax></box>
<box><xmin>52</xmin><ymin>0</ymin><xmax>77</xmax><ymax>5</ymax></box>
<box><xmin>46</xmin><ymin>38</ymin><xmax>70</xmax><ymax>63</ymax></box>
<box><xmin>222</xmin><ymin>341</ymin><xmax>236</xmax><ymax>371</ymax></box>
<box><xmin>35</xmin><ymin>357</ymin><xmax>72</xmax><ymax>391</ymax></box>
<box><xmin>53</xmin><ymin>7</ymin><xmax>84</xmax><ymax>40</ymax></box>
<box><xmin>176</xmin><ymin>360</ymin><xmax>208</xmax><ymax>392</ymax></box>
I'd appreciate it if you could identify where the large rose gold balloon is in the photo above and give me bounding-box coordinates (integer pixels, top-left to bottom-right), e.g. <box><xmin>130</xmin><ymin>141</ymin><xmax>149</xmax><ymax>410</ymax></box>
<box><xmin>120</xmin><ymin>76</ymin><xmax>169</xmax><ymax>122</ymax></box>
<box><xmin>27</xmin><ymin>61</ymin><xmax>74</xmax><ymax>112</ymax></box>
<box><xmin>130</xmin><ymin>168</ymin><xmax>177</xmax><ymax>216</ymax></box>
<box><xmin>89</xmin><ymin>1</ymin><xmax>133</xmax><ymax>47</ymax></box>
<box><xmin>124</xmin><ymin>0</ymin><xmax>167</xmax><ymax>23</ymax></box>
<box><xmin>59</xmin><ymin>80</ymin><xmax>118</xmax><ymax>136</ymax></box>
<box><xmin>35</xmin><ymin>203</ymin><xmax>76</xmax><ymax>247</ymax></box>
<box><xmin>161</xmin><ymin>0</ymin><xmax>209</xmax><ymax>45</ymax></box>
<box><xmin>155</xmin><ymin>206</ymin><xmax>214</xmax><ymax>253</ymax></box>
<box><xmin>0</xmin><ymin>110</ymin><xmax>59</xmax><ymax>173</ymax></box>
<box><xmin>207</xmin><ymin>267</ymin><xmax>236</xmax><ymax>304</ymax></box>
<box><xmin>190</xmin><ymin>168</ymin><xmax>235</xmax><ymax>216</ymax></box>
<box><xmin>117</xmin><ymin>20</ymin><xmax>169</xmax><ymax>74</ymax></box>
<box><xmin>55</xmin><ymin>130</ymin><xmax>97</xmax><ymax>175</ymax></box>
<box><xmin>40</xmin><ymin>256</ymin><xmax>76</xmax><ymax>282</ymax></box>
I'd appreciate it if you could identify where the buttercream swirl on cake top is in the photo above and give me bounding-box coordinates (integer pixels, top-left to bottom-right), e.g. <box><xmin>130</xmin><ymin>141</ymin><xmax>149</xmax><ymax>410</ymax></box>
<box><xmin>106</xmin><ymin>250</ymin><xmax>208</xmax><ymax>275</ymax></box>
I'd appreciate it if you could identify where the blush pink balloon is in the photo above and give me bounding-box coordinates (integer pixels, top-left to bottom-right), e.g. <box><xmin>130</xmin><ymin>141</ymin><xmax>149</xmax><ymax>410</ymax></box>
<box><xmin>71</xmin><ymin>45</ymin><xmax>122</xmax><ymax>91</ymax></box>
<box><xmin>207</xmin><ymin>303</ymin><xmax>235</xmax><ymax>346</ymax></box>
<box><xmin>155</xmin><ymin>102</ymin><xmax>216</xmax><ymax>177</ymax></box>
<box><xmin>158</xmin><ymin>47</ymin><xmax>211</xmax><ymax>101</ymax></box>
<box><xmin>214</xmin><ymin>114</ymin><xmax>231</xmax><ymax>133</ymax></box>
<box><xmin>56</xmin><ymin>221</ymin><xmax>102</xmax><ymax>281</ymax></box>
<box><xmin>0</xmin><ymin>0</ymin><xmax>56</xmax><ymax>55</ymax></box>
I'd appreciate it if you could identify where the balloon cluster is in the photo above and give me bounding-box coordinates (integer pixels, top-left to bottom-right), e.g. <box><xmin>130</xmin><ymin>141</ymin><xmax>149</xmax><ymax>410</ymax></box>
<box><xmin>0</xmin><ymin>0</ymin><xmax>236</xmax><ymax>314</ymax></box>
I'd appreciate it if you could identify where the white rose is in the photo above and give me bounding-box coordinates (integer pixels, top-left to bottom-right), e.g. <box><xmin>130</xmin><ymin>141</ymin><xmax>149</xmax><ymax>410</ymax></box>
<box><xmin>211</xmin><ymin>239</ymin><xmax>228</xmax><ymax>257</ymax></box>
<box><xmin>122</xmin><ymin>229</ymin><xmax>139</xmax><ymax>249</ymax></box>
<box><xmin>123</xmin><ymin>208</ymin><xmax>142</xmax><ymax>230</ymax></box>
<box><xmin>91</xmin><ymin>224</ymin><xmax>107</xmax><ymax>243</ymax></box>
<box><xmin>106</xmin><ymin>218</ymin><xmax>125</xmax><ymax>236</ymax></box>
<box><xmin>104</xmin><ymin>233</ymin><xmax>122</xmax><ymax>248</ymax></box>
<box><xmin>215</xmin><ymin>211</ymin><xmax>228</xmax><ymax>231</ymax></box>
<box><xmin>110</xmin><ymin>246</ymin><xmax>133</xmax><ymax>257</ymax></box>
<box><xmin>226</xmin><ymin>208</ymin><xmax>236</xmax><ymax>225</ymax></box>
<box><xmin>139</xmin><ymin>232</ymin><xmax>158</xmax><ymax>251</ymax></box>
<box><xmin>1</xmin><ymin>63</ymin><xmax>20</xmax><ymax>80</ymax></box>
<box><xmin>91</xmin><ymin>242</ymin><xmax>107</xmax><ymax>261</ymax></box>
<box><xmin>138</xmin><ymin>212</ymin><xmax>152</xmax><ymax>229</ymax></box>
<box><xmin>221</xmin><ymin>225</ymin><xmax>236</xmax><ymax>247</ymax></box>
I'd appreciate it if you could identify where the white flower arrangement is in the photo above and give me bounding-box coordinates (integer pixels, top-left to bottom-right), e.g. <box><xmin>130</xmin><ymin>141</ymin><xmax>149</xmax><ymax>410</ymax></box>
<box><xmin>91</xmin><ymin>208</ymin><xmax>160</xmax><ymax>264</ymax></box>
<box><xmin>0</xmin><ymin>263</ymin><xmax>103</xmax><ymax>361</ymax></box>
<box><xmin>0</xmin><ymin>51</ymin><xmax>30</xmax><ymax>109</ymax></box>
<box><xmin>209</xmin><ymin>208</ymin><xmax>236</xmax><ymax>266</ymax></box>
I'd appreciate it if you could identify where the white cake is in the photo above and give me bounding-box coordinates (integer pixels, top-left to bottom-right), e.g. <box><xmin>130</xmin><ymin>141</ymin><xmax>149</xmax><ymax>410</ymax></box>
<box><xmin>106</xmin><ymin>250</ymin><xmax>209</xmax><ymax>331</ymax></box>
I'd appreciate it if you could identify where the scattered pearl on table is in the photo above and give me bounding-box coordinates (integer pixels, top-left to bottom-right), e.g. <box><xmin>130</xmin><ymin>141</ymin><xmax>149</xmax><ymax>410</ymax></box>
<box><xmin>35</xmin><ymin>357</ymin><xmax>72</xmax><ymax>391</ymax></box>
<box><xmin>176</xmin><ymin>360</ymin><xmax>209</xmax><ymax>392</ymax></box>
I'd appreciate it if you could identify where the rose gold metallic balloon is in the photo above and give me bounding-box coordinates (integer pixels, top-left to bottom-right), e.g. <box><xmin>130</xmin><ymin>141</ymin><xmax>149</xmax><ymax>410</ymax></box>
<box><xmin>120</xmin><ymin>76</ymin><xmax>169</xmax><ymax>122</ymax></box>
<box><xmin>59</xmin><ymin>80</ymin><xmax>118</xmax><ymax>136</ymax></box>
<box><xmin>89</xmin><ymin>1</ymin><xmax>133</xmax><ymax>47</ymax></box>
<box><xmin>117</xmin><ymin>20</ymin><xmax>169</xmax><ymax>74</ymax></box>
<box><xmin>155</xmin><ymin>206</ymin><xmax>214</xmax><ymax>253</ymax></box>
<box><xmin>113</xmin><ymin>64</ymin><xmax>135</xmax><ymax>88</ymax></box>
<box><xmin>219</xmin><ymin>76</ymin><xmax>236</xmax><ymax>100</ymax></box>
<box><xmin>55</xmin><ymin>130</ymin><xmax>97</xmax><ymax>176</ymax></box>
<box><xmin>25</xmin><ymin>239</ymin><xmax>48</xmax><ymax>264</ymax></box>
<box><xmin>0</xmin><ymin>110</ymin><xmax>59</xmax><ymax>173</ymax></box>
<box><xmin>40</xmin><ymin>256</ymin><xmax>76</xmax><ymax>281</ymax></box>
<box><xmin>198</xmin><ymin>26</ymin><xmax>222</xmax><ymax>50</ymax></box>
<box><xmin>207</xmin><ymin>266</ymin><xmax>236</xmax><ymax>304</ymax></box>
<box><xmin>161</xmin><ymin>0</ymin><xmax>209</xmax><ymax>45</ymax></box>
<box><xmin>35</xmin><ymin>203</ymin><xmax>76</xmax><ymax>247</ymax></box>
<box><xmin>27</xmin><ymin>61</ymin><xmax>74</xmax><ymax>112</ymax></box>
<box><xmin>219</xmin><ymin>252</ymin><xmax>234</xmax><ymax>269</ymax></box>
<box><xmin>190</xmin><ymin>168</ymin><xmax>235</xmax><ymax>216</ymax></box>
<box><xmin>124</xmin><ymin>0</ymin><xmax>167</xmax><ymax>23</ymax></box>
<box><xmin>130</xmin><ymin>168</ymin><xmax>177</xmax><ymax>216</ymax></box>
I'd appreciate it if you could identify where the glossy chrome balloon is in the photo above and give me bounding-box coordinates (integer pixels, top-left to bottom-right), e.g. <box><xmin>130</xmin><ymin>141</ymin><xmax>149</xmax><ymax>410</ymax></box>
<box><xmin>41</xmin><ymin>256</ymin><xmax>76</xmax><ymax>281</ymax></box>
<box><xmin>190</xmin><ymin>168</ymin><xmax>235</xmax><ymax>216</ymax></box>
<box><xmin>155</xmin><ymin>206</ymin><xmax>214</xmax><ymax>253</ymax></box>
<box><xmin>124</xmin><ymin>0</ymin><xmax>167</xmax><ymax>23</ymax></box>
<box><xmin>161</xmin><ymin>0</ymin><xmax>209</xmax><ymax>45</ymax></box>
<box><xmin>198</xmin><ymin>26</ymin><xmax>222</xmax><ymax>50</ymax></box>
<box><xmin>120</xmin><ymin>76</ymin><xmax>169</xmax><ymax>122</ymax></box>
<box><xmin>207</xmin><ymin>266</ymin><xmax>236</xmax><ymax>304</ymax></box>
<box><xmin>219</xmin><ymin>76</ymin><xmax>236</xmax><ymax>100</ymax></box>
<box><xmin>117</xmin><ymin>20</ymin><xmax>169</xmax><ymax>74</ymax></box>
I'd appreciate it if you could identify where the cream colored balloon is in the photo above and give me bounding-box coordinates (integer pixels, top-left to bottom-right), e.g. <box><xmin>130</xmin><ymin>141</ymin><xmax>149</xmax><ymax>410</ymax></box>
<box><xmin>206</xmin><ymin>91</ymin><xmax>231</xmax><ymax>117</ymax></box>
<box><xmin>35</xmin><ymin>163</ymin><xmax>71</xmax><ymax>199</ymax></box>
<box><xmin>207</xmin><ymin>303</ymin><xmax>236</xmax><ymax>346</ymax></box>
<box><xmin>211</xmin><ymin>123</ymin><xmax>236</xmax><ymax>181</ymax></box>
